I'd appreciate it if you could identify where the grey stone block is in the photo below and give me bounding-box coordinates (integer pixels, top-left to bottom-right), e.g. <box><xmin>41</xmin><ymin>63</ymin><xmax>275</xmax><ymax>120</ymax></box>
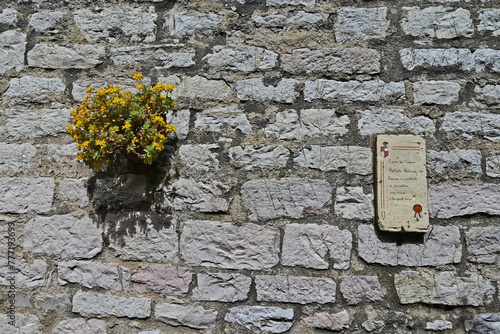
<box><xmin>441</xmin><ymin>112</ymin><xmax>500</xmax><ymax>141</ymax></box>
<box><xmin>475</xmin><ymin>85</ymin><xmax>500</xmax><ymax>105</ymax></box>
<box><xmin>0</xmin><ymin>143</ymin><xmax>36</xmax><ymax>173</ymax></box>
<box><xmin>281</xmin><ymin>223</ymin><xmax>352</xmax><ymax>270</ymax></box>
<box><xmin>47</xmin><ymin>143</ymin><xmax>78</xmax><ymax>164</ymax></box>
<box><xmin>159</xmin><ymin>75</ymin><xmax>233</xmax><ymax>101</ymax></box>
<box><xmin>427</xmin><ymin>149</ymin><xmax>482</xmax><ymax>179</ymax></box>
<box><xmin>111</xmin><ymin>45</ymin><xmax>195</xmax><ymax>69</ymax></box>
<box><xmin>357</xmin><ymin>108</ymin><xmax>435</xmax><ymax>136</ymax></box>
<box><xmin>465</xmin><ymin>313</ymin><xmax>500</xmax><ymax>333</ymax></box>
<box><xmin>195</xmin><ymin>106</ymin><xmax>252</xmax><ymax>134</ymax></box>
<box><xmin>0</xmin><ymin>314</ymin><xmax>41</xmax><ymax>334</ymax></box>
<box><xmin>0</xmin><ymin>30</ymin><xmax>25</xmax><ymax>74</ymax></box>
<box><xmin>339</xmin><ymin>276</ymin><xmax>384</xmax><ymax>305</ymax></box>
<box><xmin>165</xmin><ymin>11</ymin><xmax>222</xmax><ymax>37</ymax></box>
<box><xmin>413</xmin><ymin>81</ymin><xmax>461</xmax><ymax>105</ymax></box>
<box><xmin>5</xmin><ymin>76</ymin><xmax>65</xmax><ymax>97</ymax></box>
<box><xmin>478</xmin><ymin>9</ymin><xmax>500</xmax><ymax>36</ymax></box>
<box><xmin>155</xmin><ymin>303</ymin><xmax>217</xmax><ymax>329</ymax></box>
<box><xmin>28</xmin><ymin>10</ymin><xmax>64</xmax><ymax>32</ymax></box>
<box><xmin>335</xmin><ymin>7</ymin><xmax>388</xmax><ymax>43</ymax></box>
<box><xmin>166</xmin><ymin>109</ymin><xmax>190</xmax><ymax>140</ymax></box>
<box><xmin>58</xmin><ymin>260</ymin><xmax>122</xmax><ymax>290</ymax></box>
<box><xmin>178</xmin><ymin>144</ymin><xmax>219</xmax><ymax>172</ymax></box>
<box><xmin>93</xmin><ymin>174</ymin><xmax>147</xmax><ymax>209</ymax></box>
<box><xmin>241</xmin><ymin>178</ymin><xmax>332</xmax><ymax>221</ymax></box>
<box><xmin>252</xmin><ymin>11</ymin><xmax>323</xmax><ymax>28</ymax></box>
<box><xmin>335</xmin><ymin>186</ymin><xmax>374</xmax><ymax>220</ymax></box>
<box><xmin>305</xmin><ymin>80</ymin><xmax>405</xmax><ymax>102</ymax></box>
<box><xmin>0</xmin><ymin>177</ymin><xmax>55</xmax><ymax>213</ymax></box>
<box><xmin>27</xmin><ymin>44</ymin><xmax>105</xmax><ymax>69</ymax></box>
<box><xmin>52</xmin><ymin>318</ymin><xmax>107</xmax><ymax>334</ymax></box>
<box><xmin>58</xmin><ymin>178</ymin><xmax>89</xmax><ymax>207</ymax></box>
<box><xmin>204</xmin><ymin>45</ymin><xmax>277</xmax><ymax>71</ymax></box>
<box><xmin>473</xmin><ymin>49</ymin><xmax>500</xmax><ymax>72</ymax></box>
<box><xmin>256</xmin><ymin>275</ymin><xmax>336</xmax><ymax>304</ymax></box>
<box><xmin>466</xmin><ymin>226</ymin><xmax>500</xmax><ymax>264</ymax></box>
<box><xmin>0</xmin><ymin>8</ymin><xmax>18</xmax><ymax>26</ymax></box>
<box><xmin>0</xmin><ymin>109</ymin><xmax>71</xmax><ymax>139</ymax></box>
<box><xmin>426</xmin><ymin>320</ymin><xmax>453</xmax><ymax>331</ymax></box>
<box><xmin>266</xmin><ymin>0</ymin><xmax>315</xmax><ymax>6</ymax></box>
<box><xmin>225</xmin><ymin>306</ymin><xmax>294</xmax><ymax>333</ymax></box>
<box><xmin>400</xmin><ymin>48</ymin><xmax>474</xmax><ymax>71</ymax></box>
<box><xmin>131</xmin><ymin>264</ymin><xmax>192</xmax><ymax>296</ymax></box>
<box><xmin>302</xmin><ymin>310</ymin><xmax>350</xmax><ymax>331</ymax></box>
<box><xmin>229</xmin><ymin>145</ymin><xmax>290</xmax><ymax>170</ymax></box>
<box><xmin>180</xmin><ymin>220</ymin><xmax>280</xmax><ymax>270</ymax></box>
<box><xmin>72</xmin><ymin>291</ymin><xmax>151</xmax><ymax>318</ymax></box>
<box><xmin>236</xmin><ymin>78</ymin><xmax>299</xmax><ymax>103</ymax></box>
<box><xmin>192</xmin><ymin>273</ymin><xmax>251</xmax><ymax>302</ymax></box>
<box><xmin>15</xmin><ymin>293</ymin><xmax>70</xmax><ymax>311</ymax></box>
<box><xmin>486</xmin><ymin>151</ymin><xmax>500</xmax><ymax>177</ymax></box>
<box><xmin>0</xmin><ymin>258</ymin><xmax>47</xmax><ymax>287</ymax></box>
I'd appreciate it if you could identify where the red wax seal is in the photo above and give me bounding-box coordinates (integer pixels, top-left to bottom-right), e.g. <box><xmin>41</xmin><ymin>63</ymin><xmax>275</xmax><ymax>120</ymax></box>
<box><xmin>413</xmin><ymin>204</ymin><xmax>423</xmax><ymax>218</ymax></box>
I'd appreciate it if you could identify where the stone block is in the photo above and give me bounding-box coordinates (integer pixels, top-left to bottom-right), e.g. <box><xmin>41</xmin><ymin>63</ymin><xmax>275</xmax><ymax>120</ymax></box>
<box><xmin>427</xmin><ymin>150</ymin><xmax>482</xmax><ymax>180</ymax></box>
<box><xmin>0</xmin><ymin>258</ymin><xmax>47</xmax><ymax>287</ymax></box>
<box><xmin>165</xmin><ymin>11</ymin><xmax>222</xmax><ymax>37</ymax></box>
<box><xmin>486</xmin><ymin>151</ymin><xmax>500</xmax><ymax>177</ymax></box>
<box><xmin>28</xmin><ymin>44</ymin><xmax>104</xmax><ymax>69</ymax></box>
<box><xmin>131</xmin><ymin>264</ymin><xmax>192</xmax><ymax>296</ymax></box>
<box><xmin>0</xmin><ymin>314</ymin><xmax>41</xmax><ymax>334</ymax></box>
<box><xmin>304</xmin><ymin>80</ymin><xmax>405</xmax><ymax>102</ymax></box>
<box><xmin>400</xmin><ymin>48</ymin><xmax>474</xmax><ymax>71</ymax></box>
<box><xmin>413</xmin><ymin>81</ymin><xmax>460</xmax><ymax>105</ymax></box>
<box><xmin>229</xmin><ymin>145</ymin><xmax>290</xmax><ymax>170</ymax></box>
<box><xmin>429</xmin><ymin>184</ymin><xmax>500</xmax><ymax>218</ymax></box>
<box><xmin>252</xmin><ymin>11</ymin><xmax>323</xmax><ymax>28</ymax></box>
<box><xmin>357</xmin><ymin>108</ymin><xmax>435</xmax><ymax>136</ymax></box>
<box><xmin>24</xmin><ymin>214</ymin><xmax>102</xmax><ymax>259</ymax></box>
<box><xmin>0</xmin><ymin>143</ymin><xmax>36</xmax><ymax>173</ymax></box>
<box><xmin>52</xmin><ymin>318</ymin><xmax>107</xmax><ymax>334</ymax></box>
<box><xmin>58</xmin><ymin>260</ymin><xmax>122</xmax><ymax>290</ymax></box>
<box><xmin>281</xmin><ymin>223</ymin><xmax>352</xmax><ymax>270</ymax></box>
<box><xmin>294</xmin><ymin>145</ymin><xmax>372</xmax><ymax>175</ymax></box>
<box><xmin>465</xmin><ymin>313</ymin><xmax>500</xmax><ymax>333</ymax></box>
<box><xmin>0</xmin><ymin>8</ymin><xmax>18</xmax><ymax>26</ymax></box>
<box><xmin>478</xmin><ymin>9</ymin><xmax>500</xmax><ymax>36</ymax></box>
<box><xmin>178</xmin><ymin>144</ymin><xmax>219</xmax><ymax>172</ymax></box>
<box><xmin>194</xmin><ymin>106</ymin><xmax>252</xmax><ymax>134</ymax></box>
<box><xmin>93</xmin><ymin>174</ymin><xmax>147</xmax><ymax>209</ymax></box>
<box><xmin>192</xmin><ymin>273</ymin><xmax>251</xmax><ymax>302</ymax></box>
<box><xmin>473</xmin><ymin>49</ymin><xmax>500</xmax><ymax>73</ymax></box>
<box><xmin>395</xmin><ymin>270</ymin><xmax>494</xmax><ymax>306</ymax></box>
<box><xmin>28</xmin><ymin>10</ymin><xmax>64</xmax><ymax>32</ymax></box>
<box><xmin>166</xmin><ymin>109</ymin><xmax>190</xmax><ymax>140</ymax></box>
<box><xmin>466</xmin><ymin>226</ymin><xmax>500</xmax><ymax>264</ymax></box>
<box><xmin>335</xmin><ymin>7</ymin><xmax>388</xmax><ymax>43</ymax></box>
<box><xmin>426</xmin><ymin>320</ymin><xmax>453</xmax><ymax>331</ymax></box>
<box><xmin>335</xmin><ymin>186</ymin><xmax>374</xmax><ymax>220</ymax></box>
<box><xmin>15</xmin><ymin>293</ymin><xmax>70</xmax><ymax>311</ymax></box>
<box><xmin>441</xmin><ymin>112</ymin><xmax>500</xmax><ymax>141</ymax></box>
<box><xmin>111</xmin><ymin>45</ymin><xmax>195</xmax><ymax>69</ymax></box>
<box><xmin>204</xmin><ymin>45</ymin><xmax>277</xmax><ymax>71</ymax></box>
<box><xmin>357</xmin><ymin>224</ymin><xmax>462</xmax><ymax>266</ymax></box>
<box><xmin>5</xmin><ymin>76</ymin><xmax>65</xmax><ymax>97</ymax></box>
<box><xmin>180</xmin><ymin>220</ymin><xmax>280</xmax><ymax>270</ymax></box>
<box><xmin>302</xmin><ymin>311</ymin><xmax>350</xmax><ymax>331</ymax></box>
<box><xmin>0</xmin><ymin>109</ymin><xmax>71</xmax><ymax>139</ymax></box>
<box><xmin>475</xmin><ymin>85</ymin><xmax>500</xmax><ymax>105</ymax></box>
<box><xmin>159</xmin><ymin>75</ymin><xmax>232</xmax><ymax>101</ymax></box>
<box><xmin>0</xmin><ymin>30</ymin><xmax>25</xmax><ymax>74</ymax></box>
<box><xmin>236</xmin><ymin>78</ymin><xmax>299</xmax><ymax>103</ymax></box>
<box><xmin>266</xmin><ymin>0</ymin><xmax>315</xmax><ymax>6</ymax></box>
<box><xmin>225</xmin><ymin>306</ymin><xmax>293</xmax><ymax>333</ymax></box>
<box><xmin>240</xmin><ymin>178</ymin><xmax>332</xmax><ymax>221</ymax></box>
<box><xmin>155</xmin><ymin>303</ymin><xmax>217</xmax><ymax>329</ymax></box>
<box><xmin>72</xmin><ymin>291</ymin><xmax>151</xmax><ymax>318</ymax></box>
<box><xmin>401</xmin><ymin>7</ymin><xmax>473</xmax><ymax>39</ymax></box>
<box><xmin>256</xmin><ymin>275</ymin><xmax>336</xmax><ymax>304</ymax></box>
<box><xmin>58</xmin><ymin>178</ymin><xmax>89</xmax><ymax>207</ymax></box>
<box><xmin>47</xmin><ymin>143</ymin><xmax>78</xmax><ymax>164</ymax></box>
<box><xmin>282</xmin><ymin>47</ymin><xmax>380</xmax><ymax>74</ymax></box>
<box><xmin>0</xmin><ymin>177</ymin><xmax>54</xmax><ymax>213</ymax></box>
<box><xmin>339</xmin><ymin>276</ymin><xmax>384</xmax><ymax>305</ymax></box>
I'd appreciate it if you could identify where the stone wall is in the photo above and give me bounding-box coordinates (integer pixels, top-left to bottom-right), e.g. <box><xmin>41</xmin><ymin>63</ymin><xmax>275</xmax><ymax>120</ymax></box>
<box><xmin>1</xmin><ymin>0</ymin><xmax>500</xmax><ymax>333</ymax></box>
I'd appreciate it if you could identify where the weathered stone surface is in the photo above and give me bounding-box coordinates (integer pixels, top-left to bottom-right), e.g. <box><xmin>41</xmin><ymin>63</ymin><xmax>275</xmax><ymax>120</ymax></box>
<box><xmin>395</xmin><ymin>270</ymin><xmax>495</xmax><ymax>306</ymax></box>
<box><xmin>256</xmin><ymin>275</ymin><xmax>336</xmax><ymax>304</ymax></box>
<box><xmin>427</xmin><ymin>150</ymin><xmax>482</xmax><ymax>180</ymax></box>
<box><xmin>72</xmin><ymin>291</ymin><xmax>151</xmax><ymax>318</ymax></box>
<box><xmin>0</xmin><ymin>258</ymin><xmax>47</xmax><ymax>287</ymax></box>
<box><xmin>229</xmin><ymin>145</ymin><xmax>290</xmax><ymax>170</ymax></box>
<box><xmin>192</xmin><ymin>273</ymin><xmax>251</xmax><ymax>302</ymax></box>
<box><xmin>267</xmin><ymin>0</ymin><xmax>314</xmax><ymax>6</ymax></box>
<box><xmin>400</xmin><ymin>48</ymin><xmax>474</xmax><ymax>71</ymax></box>
<box><xmin>93</xmin><ymin>174</ymin><xmax>147</xmax><ymax>209</ymax></box>
<box><xmin>465</xmin><ymin>313</ymin><xmax>500</xmax><ymax>333</ymax></box>
<box><xmin>302</xmin><ymin>311</ymin><xmax>350</xmax><ymax>331</ymax></box>
<box><xmin>165</xmin><ymin>11</ymin><xmax>222</xmax><ymax>37</ymax></box>
<box><xmin>0</xmin><ymin>109</ymin><xmax>71</xmax><ymax>139</ymax></box>
<box><xmin>4</xmin><ymin>76</ymin><xmax>65</xmax><ymax>97</ymax></box>
<box><xmin>335</xmin><ymin>186</ymin><xmax>374</xmax><ymax>220</ymax></box>
<box><xmin>0</xmin><ymin>8</ymin><xmax>18</xmax><ymax>26</ymax></box>
<box><xmin>131</xmin><ymin>264</ymin><xmax>192</xmax><ymax>296</ymax></box>
<box><xmin>28</xmin><ymin>10</ymin><xmax>64</xmax><ymax>32</ymax></box>
<box><xmin>304</xmin><ymin>80</ymin><xmax>405</xmax><ymax>102</ymax></box>
<box><xmin>15</xmin><ymin>293</ymin><xmax>70</xmax><ymax>311</ymax></box>
<box><xmin>225</xmin><ymin>306</ymin><xmax>294</xmax><ymax>334</ymax></box>
<box><xmin>58</xmin><ymin>178</ymin><xmax>89</xmax><ymax>207</ymax></box>
<box><xmin>155</xmin><ymin>303</ymin><xmax>217</xmax><ymax>329</ymax></box>
<box><xmin>486</xmin><ymin>151</ymin><xmax>500</xmax><ymax>177</ymax></box>
<box><xmin>426</xmin><ymin>320</ymin><xmax>453</xmax><ymax>331</ymax></box>
<box><xmin>0</xmin><ymin>314</ymin><xmax>41</xmax><ymax>334</ymax></box>
<box><xmin>24</xmin><ymin>214</ymin><xmax>101</xmax><ymax>259</ymax></box>
<box><xmin>339</xmin><ymin>276</ymin><xmax>384</xmax><ymax>305</ymax></box>
<box><xmin>178</xmin><ymin>144</ymin><xmax>219</xmax><ymax>172</ymax></box>
<box><xmin>358</xmin><ymin>224</ymin><xmax>462</xmax><ymax>266</ymax></box>
<box><xmin>401</xmin><ymin>7</ymin><xmax>473</xmax><ymax>39</ymax></box>
<box><xmin>194</xmin><ymin>106</ymin><xmax>252</xmax><ymax>134</ymax></box>
<box><xmin>265</xmin><ymin>109</ymin><xmax>350</xmax><ymax>140</ymax></box>
<box><xmin>294</xmin><ymin>145</ymin><xmax>372</xmax><ymax>175</ymax></box>
<box><xmin>237</xmin><ymin>78</ymin><xmax>299</xmax><ymax>103</ymax></box>
<box><xmin>204</xmin><ymin>45</ymin><xmax>277</xmax><ymax>71</ymax></box>
<box><xmin>160</xmin><ymin>75</ymin><xmax>233</xmax><ymax>101</ymax></box>
<box><xmin>161</xmin><ymin>178</ymin><xmax>233</xmax><ymax>213</ymax></box>
<box><xmin>475</xmin><ymin>85</ymin><xmax>500</xmax><ymax>105</ymax></box>
<box><xmin>58</xmin><ymin>260</ymin><xmax>122</xmax><ymax>290</ymax></box>
<box><xmin>429</xmin><ymin>184</ymin><xmax>500</xmax><ymax>218</ymax></box>
<box><xmin>180</xmin><ymin>220</ymin><xmax>280</xmax><ymax>270</ymax></box>
<box><xmin>282</xmin><ymin>47</ymin><xmax>380</xmax><ymax>74</ymax></box>
<box><xmin>281</xmin><ymin>223</ymin><xmax>352</xmax><ymax>269</ymax></box>
<box><xmin>74</xmin><ymin>6</ymin><xmax>157</xmax><ymax>43</ymax></box>
<box><xmin>105</xmin><ymin>212</ymin><xmax>178</xmax><ymax>263</ymax></box>
<box><xmin>473</xmin><ymin>49</ymin><xmax>500</xmax><ymax>73</ymax></box>
<box><xmin>47</xmin><ymin>143</ymin><xmax>78</xmax><ymax>163</ymax></box>
<box><xmin>111</xmin><ymin>45</ymin><xmax>194</xmax><ymax>69</ymax></box>
<box><xmin>357</xmin><ymin>108</ymin><xmax>435</xmax><ymax>136</ymax></box>
<box><xmin>0</xmin><ymin>30</ymin><xmax>25</xmax><ymax>74</ymax></box>
<box><xmin>441</xmin><ymin>112</ymin><xmax>500</xmax><ymax>140</ymax></box>
<box><xmin>252</xmin><ymin>11</ymin><xmax>323</xmax><ymax>28</ymax></box>
<box><xmin>166</xmin><ymin>109</ymin><xmax>190</xmax><ymax>140</ymax></box>
<box><xmin>413</xmin><ymin>81</ymin><xmax>460</xmax><ymax>105</ymax></box>
<box><xmin>335</xmin><ymin>7</ymin><xmax>388</xmax><ymax>43</ymax></box>
<box><xmin>241</xmin><ymin>178</ymin><xmax>332</xmax><ymax>220</ymax></box>
<box><xmin>52</xmin><ymin>318</ymin><xmax>107</xmax><ymax>334</ymax></box>
<box><xmin>0</xmin><ymin>143</ymin><xmax>36</xmax><ymax>173</ymax></box>
<box><xmin>466</xmin><ymin>226</ymin><xmax>500</xmax><ymax>264</ymax></box>
<box><xmin>27</xmin><ymin>44</ymin><xmax>105</xmax><ymax>69</ymax></box>
<box><xmin>478</xmin><ymin>9</ymin><xmax>500</xmax><ymax>36</ymax></box>
<box><xmin>0</xmin><ymin>177</ymin><xmax>54</xmax><ymax>213</ymax></box>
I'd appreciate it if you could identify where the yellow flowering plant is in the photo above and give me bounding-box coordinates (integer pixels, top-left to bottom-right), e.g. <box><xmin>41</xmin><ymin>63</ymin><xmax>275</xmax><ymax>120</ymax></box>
<box><xmin>67</xmin><ymin>73</ymin><xmax>177</xmax><ymax>169</ymax></box>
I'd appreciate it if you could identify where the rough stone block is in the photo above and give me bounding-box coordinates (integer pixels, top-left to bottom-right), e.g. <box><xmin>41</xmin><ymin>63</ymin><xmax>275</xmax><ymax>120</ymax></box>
<box><xmin>0</xmin><ymin>314</ymin><xmax>41</xmax><ymax>334</ymax></box>
<box><xmin>252</xmin><ymin>11</ymin><xmax>323</xmax><ymax>28</ymax></box>
<box><xmin>229</xmin><ymin>145</ymin><xmax>290</xmax><ymax>170</ymax></box>
<box><xmin>302</xmin><ymin>311</ymin><xmax>350</xmax><ymax>331</ymax></box>
<box><xmin>58</xmin><ymin>260</ymin><xmax>122</xmax><ymax>290</ymax></box>
<box><xmin>159</xmin><ymin>75</ymin><xmax>232</xmax><ymax>101</ymax></box>
<box><xmin>155</xmin><ymin>303</ymin><xmax>217</xmax><ymax>329</ymax></box>
<box><xmin>256</xmin><ymin>275</ymin><xmax>336</xmax><ymax>304</ymax></box>
<box><xmin>427</xmin><ymin>150</ymin><xmax>482</xmax><ymax>180</ymax></box>
<box><xmin>466</xmin><ymin>226</ymin><xmax>500</xmax><ymax>264</ymax></box>
<box><xmin>441</xmin><ymin>112</ymin><xmax>500</xmax><ymax>141</ymax></box>
<box><xmin>15</xmin><ymin>293</ymin><xmax>70</xmax><ymax>311</ymax></box>
<box><xmin>5</xmin><ymin>76</ymin><xmax>65</xmax><ymax>97</ymax></box>
<box><xmin>166</xmin><ymin>109</ymin><xmax>190</xmax><ymax>140</ymax></box>
<box><xmin>0</xmin><ymin>258</ymin><xmax>47</xmax><ymax>287</ymax></box>
<box><xmin>131</xmin><ymin>264</ymin><xmax>192</xmax><ymax>296</ymax></box>
<box><xmin>265</xmin><ymin>109</ymin><xmax>349</xmax><ymax>140</ymax></box>
<box><xmin>58</xmin><ymin>178</ymin><xmax>89</xmax><ymax>207</ymax></box>
<box><xmin>281</xmin><ymin>223</ymin><xmax>352</xmax><ymax>269</ymax></box>
<box><xmin>335</xmin><ymin>186</ymin><xmax>374</xmax><ymax>220</ymax></box>
<box><xmin>335</xmin><ymin>7</ymin><xmax>388</xmax><ymax>43</ymax></box>
<box><xmin>28</xmin><ymin>10</ymin><xmax>64</xmax><ymax>32</ymax></box>
<box><xmin>426</xmin><ymin>320</ymin><xmax>453</xmax><ymax>331</ymax></box>
<box><xmin>180</xmin><ymin>220</ymin><xmax>280</xmax><ymax>270</ymax></box>
<box><xmin>192</xmin><ymin>273</ymin><xmax>251</xmax><ymax>302</ymax></box>
<box><xmin>400</xmin><ymin>48</ymin><xmax>474</xmax><ymax>71</ymax></box>
<box><xmin>74</xmin><ymin>6</ymin><xmax>157</xmax><ymax>43</ymax></box>
<box><xmin>178</xmin><ymin>144</ymin><xmax>219</xmax><ymax>172</ymax></box>
<box><xmin>0</xmin><ymin>177</ymin><xmax>55</xmax><ymax>213</ymax></box>
<box><xmin>304</xmin><ymin>80</ymin><xmax>405</xmax><ymax>102</ymax></box>
<box><xmin>47</xmin><ymin>143</ymin><xmax>78</xmax><ymax>164</ymax></box>
<box><xmin>413</xmin><ymin>81</ymin><xmax>460</xmax><ymax>105</ymax></box>
<box><xmin>395</xmin><ymin>270</ymin><xmax>494</xmax><ymax>306</ymax></box>
<box><xmin>486</xmin><ymin>151</ymin><xmax>500</xmax><ymax>177</ymax></box>
<box><xmin>204</xmin><ymin>45</ymin><xmax>277</xmax><ymax>71</ymax></box>
<box><xmin>52</xmin><ymin>318</ymin><xmax>107</xmax><ymax>334</ymax></box>
<box><xmin>225</xmin><ymin>306</ymin><xmax>294</xmax><ymax>333</ymax></box>
<box><xmin>478</xmin><ymin>9</ymin><xmax>500</xmax><ymax>36</ymax></box>
<box><xmin>72</xmin><ymin>291</ymin><xmax>151</xmax><ymax>318</ymax></box>
<box><xmin>165</xmin><ymin>11</ymin><xmax>222</xmax><ymax>37</ymax></box>
<box><xmin>0</xmin><ymin>109</ymin><xmax>71</xmax><ymax>139</ymax></box>
<box><xmin>475</xmin><ymin>85</ymin><xmax>500</xmax><ymax>105</ymax></box>
<box><xmin>357</xmin><ymin>108</ymin><xmax>435</xmax><ymax>136</ymax></box>
<box><xmin>282</xmin><ymin>47</ymin><xmax>380</xmax><ymax>74</ymax></box>
<box><xmin>236</xmin><ymin>78</ymin><xmax>299</xmax><ymax>103</ymax></box>
<box><xmin>401</xmin><ymin>7</ymin><xmax>473</xmax><ymax>39</ymax></box>
<box><xmin>194</xmin><ymin>106</ymin><xmax>252</xmax><ymax>134</ymax></box>
<box><xmin>24</xmin><ymin>214</ymin><xmax>102</xmax><ymax>259</ymax></box>
<box><xmin>240</xmin><ymin>178</ymin><xmax>332</xmax><ymax>221</ymax></box>
<box><xmin>111</xmin><ymin>45</ymin><xmax>195</xmax><ymax>69</ymax></box>
<box><xmin>465</xmin><ymin>313</ymin><xmax>500</xmax><ymax>333</ymax></box>
<box><xmin>93</xmin><ymin>174</ymin><xmax>147</xmax><ymax>209</ymax></box>
<box><xmin>28</xmin><ymin>44</ymin><xmax>104</xmax><ymax>69</ymax></box>
<box><xmin>429</xmin><ymin>184</ymin><xmax>500</xmax><ymax>218</ymax></box>
<box><xmin>294</xmin><ymin>145</ymin><xmax>372</xmax><ymax>175</ymax></box>
<box><xmin>339</xmin><ymin>276</ymin><xmax>384</xmax><ymax>305</ymax></box>
<box><xmin>0</xmin><ymin>143</ymin><xmax>36</xmax><ymax>173</ymax></box>
<box><xmin>0</xmin><ymin>30</ymin><xmax>25</xmax><ymax>74</ymax></box>
<box><xmin>266</xmin><ymin>0</ymin><xmax>315</xmax><ymax>6</ymax></box>
<box><xmin>0</xmin><ymin>8</ymin><xmax>18</xmax><ymax>26</ymax></box>
<box><xmin>358</xmin><ymin>224</ymin><xmax>462</xmax><ymax>266</ymax></box>
<box><xmin>473</xmin><ymin>49</ymin><xmax>500</xmax><ymax>72</ymax></box>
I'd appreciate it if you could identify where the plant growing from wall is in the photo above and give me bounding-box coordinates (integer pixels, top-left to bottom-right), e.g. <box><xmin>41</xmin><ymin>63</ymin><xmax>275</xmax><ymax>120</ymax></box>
<box><xmin>67</xmin><ymin>73</ymin><xmax>177</xmax><ymax>170</ymax></box>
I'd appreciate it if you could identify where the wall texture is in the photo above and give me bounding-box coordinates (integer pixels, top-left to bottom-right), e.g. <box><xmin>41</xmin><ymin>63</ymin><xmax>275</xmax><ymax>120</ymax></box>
<box><xmin>1</xmin><ymin>0</ymin><xmax>500</xmax><ymax>333</ymax></box>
